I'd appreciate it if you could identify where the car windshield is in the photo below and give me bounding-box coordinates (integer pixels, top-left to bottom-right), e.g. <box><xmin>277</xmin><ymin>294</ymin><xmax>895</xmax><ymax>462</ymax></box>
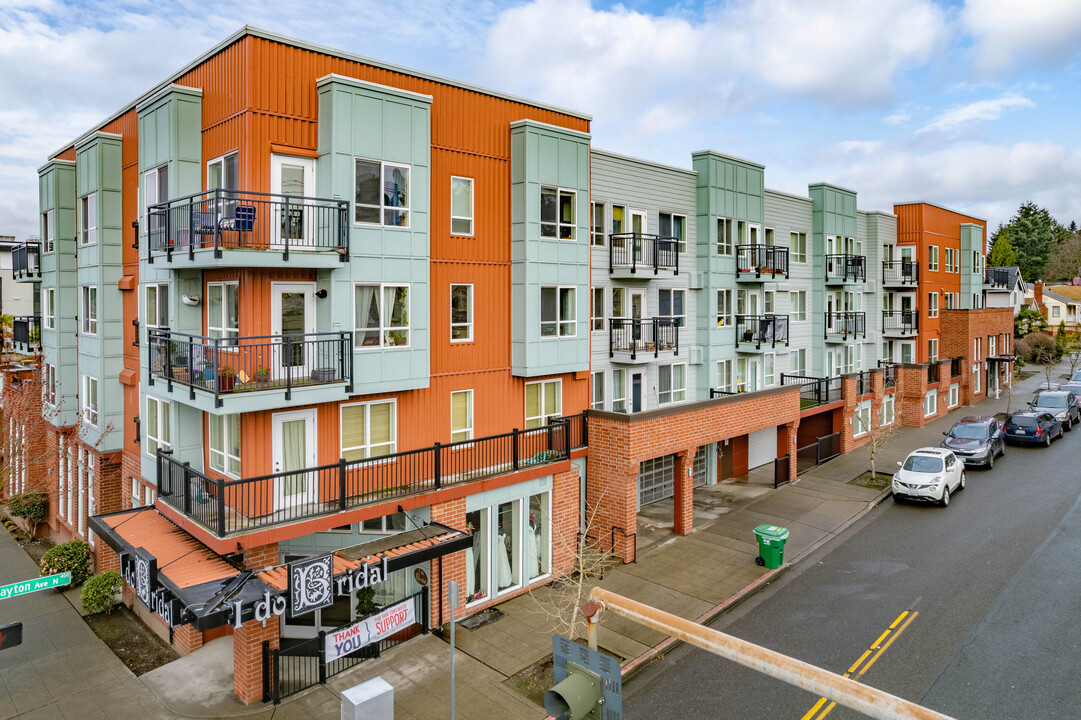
<box><xmin>1072</xmin><ymin>371</ymin><xmax>1081</xmax><ymax>382</ymax></box>
<box><xmin>949</xmin><ymin>425</ymin><xmax>988</xmax><ymax>440</ymax></box>
<box><xmin>1010</xmin><ymin>416</ymin><xmax>1038</xmax><ymax>428</ymax></box>
<box><xmin>903</xmin><ymin>455</ymin><xmax>943</xmax><ymax>473</ymax></box>
<box><xmin>1034</xmin><ymin>395</ymin><xmax>1067</xmax><ymax>408</ymax></box>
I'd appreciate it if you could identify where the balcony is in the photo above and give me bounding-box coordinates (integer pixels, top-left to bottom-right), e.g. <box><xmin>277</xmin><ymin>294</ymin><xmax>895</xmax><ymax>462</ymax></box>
<box><xmin>147</xmin><ymin>328</ymin><xmax>353</xmax><ymax>411</ymax></box>
<box><xmin>824</xmin><ymin>311</ymin><xmax>865</xmax><ymax>341</ymax></box>
<box><xmin>882</xmin><ymin>310</ymin><xmax>918</xmax><ymax>336</ymax></box>
<box><xmin>157</xmin><ymin>420</ymin><xmax>573</xmax><ymax>539</ymax></box>
<box><xmin>147</xmin><ymin>189</ymin><xmax>349</xmax><ymax>268</ymax></box>
<box><xmin>951</xmin><ymin>357</ymin><xmax>962</xmax><ymax>378</ymax></box>
<box><xmin>735</xmin><ymin>245</ymin><xmax>789</xmax><ymax>281</ymax></box>
<box><xmin>781</xmin><ymin>374</ymin><xmax>843</xmax><ymax>409</ymax></box>
<box><xmin>12</xmin><ymin>316</ymin><xmax>41</xmax><ymax>354</ymax></box>
<box><xmin>878</xmin><ymin>360</ymin><xmax>898</xmax><ymax>389</ymax></box>
<box><xmin>825</xmin><ymin>254</ymin><xmax>866</xmax><ymax>284</ymax></box>
<box><xmin>608</xmin><ymin>317</ymin><xmax>679</xmax><ymax>363</ymax></box>
<box><xmin>608</xmin><ymin>233</ymin><xmax>679</xmax><ymax>278</ymax></box>
<box><xmin>12</xmin><ymin>242</ymin><xmax>40</xmax><ymax>282</ymax></box>
<box><xmin>882</xmin><ymin>260</ymin><xmax>918</xmax><ymax>287</ymax></box>
<box><xmin>735</xmin><ymin>314</ymin><xmax>789</xmax><ymax>351</ymax></box>
<box><xmin>984</xmin><ymin>267</ymin><xmax>1011</xmax><ymax>290</ymax></box>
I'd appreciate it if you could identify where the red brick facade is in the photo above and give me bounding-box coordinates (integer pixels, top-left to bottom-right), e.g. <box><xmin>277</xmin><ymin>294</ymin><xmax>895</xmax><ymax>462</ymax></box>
<box><xmin>940</xmin><ymin>308</ymin><xmax>1014</xmax><ymax>407</ymax></box>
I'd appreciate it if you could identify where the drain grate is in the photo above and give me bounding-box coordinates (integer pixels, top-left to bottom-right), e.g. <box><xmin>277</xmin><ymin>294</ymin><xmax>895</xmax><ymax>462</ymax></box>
<box><xmin>459</xmin><ymin>607</ymin><xmax>506</xmax><ymax>630</ymax></box>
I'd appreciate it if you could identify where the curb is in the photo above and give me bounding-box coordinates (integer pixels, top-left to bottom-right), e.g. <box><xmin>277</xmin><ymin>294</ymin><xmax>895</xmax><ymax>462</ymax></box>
<box><xmin>619</xmin><ymin>563</ymin><xmax>787</xmax><ymax>683</ymax></box>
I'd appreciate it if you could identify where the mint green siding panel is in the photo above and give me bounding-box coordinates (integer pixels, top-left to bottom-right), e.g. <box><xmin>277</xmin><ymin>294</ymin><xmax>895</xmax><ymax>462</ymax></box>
<box><xmin>351</xmin><ymin>94</ymin><xmax>383</xmax><ymax>158</ymax></box>
<box><xmin>959</xmin><ymin>224</ymin><xmax>982</xmax><ymax>308</ymax></box>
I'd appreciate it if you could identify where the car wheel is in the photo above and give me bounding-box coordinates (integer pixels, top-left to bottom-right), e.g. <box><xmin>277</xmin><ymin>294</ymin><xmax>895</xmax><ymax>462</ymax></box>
<box><xmin>1045</xmin><ymin>432</ymin><xmax>1053</xmax><ymax>447</ymax></box>
<box><xmin>959</xmin><ymin>471</ymin><xmax>966</xmax><ymax>490</ymax></box>
<box><xmin>999</xmin><ymin>442</ymin><xmax>1006</xmax><ymax>458</ymax></box>
<box><xmin>941</xmin><ymin>486</ymin><xmax>950</xmax><ymax>507</ymax></box>
<box><xmin>1068</xmin><ymin>418</ymin><xmax>1074</xmax><ymax>432</ymax></box>
<box><xmin>986</xmin><ymin>452</ymin><xmax>994</xmax><ymax>470</ymax></box>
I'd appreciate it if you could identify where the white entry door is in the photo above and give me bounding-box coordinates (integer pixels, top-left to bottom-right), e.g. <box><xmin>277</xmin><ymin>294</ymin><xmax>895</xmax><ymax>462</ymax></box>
<box><xmin>272</xmin><ymin>409</ymin><xmax>318</xmax><ymax>512</ymax></box>
<box><xmin>271</xmin><ymin>282</ymin><xmax>316</xmax><ymax>376</ymax></box>
<box><xmin>271</xmin><ymin>155</ymin><xmax>316</xmax><ymax>247</ymax></box>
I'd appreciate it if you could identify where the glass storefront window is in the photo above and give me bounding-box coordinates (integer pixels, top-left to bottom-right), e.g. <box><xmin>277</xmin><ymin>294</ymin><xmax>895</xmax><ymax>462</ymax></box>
<box><xmin>496</xmin><ymin>500</ymin><xmax>522</xmax><ymax>594</ymax></box>
<box><xmin>466</xmin><ymin>508</ymin><xmax>490</xmax><ymax>603</ymax></box>
<box><xmin>466</xmin><ymin>490</ymin><xmax>551</xmax><ymax>605</ymax></box>
<box><xmin>527</xmin><ymin>492</ymin><xmax>550</xmax><ymax>581</ymax></box>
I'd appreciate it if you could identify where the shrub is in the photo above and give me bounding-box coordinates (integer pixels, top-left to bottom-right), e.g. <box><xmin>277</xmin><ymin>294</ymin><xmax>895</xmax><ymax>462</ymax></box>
<box><xmin>81</xmin><ymin>571</ymin><xmax>124</xmax><ymax>615</ymax></box>
<box><xmin>8</xmin><ymin>490</ymin><xmax>48</xmax><ymax>526</ymax></box>
<box><xmin>40</xmin><ymin>540</ymin><xmax>92</xmax><ymax>585</ymax></box>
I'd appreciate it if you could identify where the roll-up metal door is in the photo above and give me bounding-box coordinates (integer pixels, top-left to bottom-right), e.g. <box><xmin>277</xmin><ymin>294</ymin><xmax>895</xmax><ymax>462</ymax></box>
<box><xmin>748</xmin><ymin>427</ymin><xmax>776</xmax><ymax>469</ymax></box>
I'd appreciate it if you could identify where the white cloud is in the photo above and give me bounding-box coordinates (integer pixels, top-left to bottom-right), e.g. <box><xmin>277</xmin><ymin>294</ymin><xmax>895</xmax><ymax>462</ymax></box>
<box><xmin>963</xmin><ymin>0</ymin><xmax>1081</xmax><ymax>73</ymax></box>
<box><xmin>836</xmin><ymin>141</ymin><xmax>883</xmax><ymax>155</ymax></box>
<box><xmin>919</xmin><ymin>92</ymin><xmax>1034</xmax><ymax>133</ymax></box>
<box><xmin>883</xmin><ymin>111</ymin><xmax>912</xmax><ymax>126</ymax></box>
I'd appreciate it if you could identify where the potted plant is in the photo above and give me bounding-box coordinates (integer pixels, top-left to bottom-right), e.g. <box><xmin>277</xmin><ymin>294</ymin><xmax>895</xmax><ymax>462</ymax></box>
<box><xmin>255</xmin><ymin>365</ymin><xmax>270</xmax><ymax>387</ymax></box>
<box><xmin>217</xmin><ymin>365</ymin><xmax>237</xmax><ymax>392</ymax></box>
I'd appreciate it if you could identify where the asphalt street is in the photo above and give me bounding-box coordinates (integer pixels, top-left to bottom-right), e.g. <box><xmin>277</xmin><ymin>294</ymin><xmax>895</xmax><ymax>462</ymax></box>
<box><xmin>624</xmin><ymin>411</ymin><xmax>1081</xmax><ymax>719</ymax></box>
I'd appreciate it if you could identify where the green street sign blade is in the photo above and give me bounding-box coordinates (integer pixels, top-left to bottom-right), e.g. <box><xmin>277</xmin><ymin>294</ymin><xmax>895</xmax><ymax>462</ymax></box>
<box><xmin>0</xmin><ymin>572</ymin><xmax>72</xmax><ymax>601</ymax></box>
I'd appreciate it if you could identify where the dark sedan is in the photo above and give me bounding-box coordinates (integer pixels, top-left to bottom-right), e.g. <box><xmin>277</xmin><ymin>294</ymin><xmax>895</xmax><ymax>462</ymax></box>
<box><xmin>1003</xmin><ymin>411</ymin><xmax>1063</xmax><ymax>446</ymax></box>
<box><xmin>1060</xmin><ymin>370</ymin><xmax>1081</xmax><ymax>400</ymax></box>
<box><xmin>1033</xmin><ymin>389</ymin><xmax>1081</xmax><ymax>430</ymax></box>
<box><xmin>941</xmin><ymin>416</ymin><xmax>1006</xmax><ymax>468</ymax></box>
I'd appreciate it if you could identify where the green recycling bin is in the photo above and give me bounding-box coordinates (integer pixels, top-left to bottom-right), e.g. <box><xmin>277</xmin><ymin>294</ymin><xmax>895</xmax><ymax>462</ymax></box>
<box><xmin>753</xmin><ymin>524</ymin><xmax>789</xmax><ymax>569</ymax></box>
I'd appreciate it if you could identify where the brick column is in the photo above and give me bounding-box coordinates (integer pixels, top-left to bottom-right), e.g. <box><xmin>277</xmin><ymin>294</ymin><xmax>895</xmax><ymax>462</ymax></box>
<box><xmin>840</xmin><ymin>375</ymin><xmax>858</xmax><ymax>454</ymax></box>
<box><xmin>551</xmin><ymin>467</ymin><xmax>581</xmax><ymax>576</ymax></box>
<box><xmin>896</xmin><ymin>365</ymin><xmax>928</xmax><ymax>428</ymax></box>
<box><xmin>234</xmin><ymin>615</ymin><xmax>279</xmax><ymax>704</ymax></box>
<box><xmin>243</xmin><ymin>542</ymin><xmax>279</xmax><ymax>571</ymax></box>
<box><xmin>172</xmin><ymin>623</ymin><xmax>204</xmax><ymax>655</ymax></box>
<box><xmin>672</xmin><ymin>448</ymin><xmax>695</xmax><ymax>536</ymax></box>
<box><xmin>785</xmin><ymin>421</ymin><xmax>798</xmax><ymax>483</ymax></box>
<box><xmin>430</xmin><ymin>497</ymin><xmax>466</xmax><ymax>629</ymax></box>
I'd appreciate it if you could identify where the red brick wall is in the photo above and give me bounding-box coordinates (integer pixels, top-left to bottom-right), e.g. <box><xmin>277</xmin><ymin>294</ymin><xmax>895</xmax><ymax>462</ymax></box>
<box><xmin>234</xmin><ymin>615</ymin><xmax>278</xmax><ymax>704</ymax></box>
<box><xmin>940</xmin><ymin>308</ymin><xmax>1014</xmax><ymax>406</ymax></box>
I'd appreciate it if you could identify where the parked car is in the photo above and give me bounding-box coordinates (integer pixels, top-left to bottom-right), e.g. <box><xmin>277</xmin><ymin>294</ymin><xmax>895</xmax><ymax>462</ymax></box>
<box><xmin>941</xmin><ymin>416</ymin><xmax>1005</xmax><ymax>469</ymax></box>
<box><xmin>892</xmin><ymin>448</ymin><xmax>966</xmax><ymax>507</ymax></box>
<box><xmin>1029</xmin><ymin>390</ymin><xmax>1081</xmax><ymax>431</ymax></box>
<box><xmin>1003</xmin><ymin>410</ymin><xmax>1063</xmax><ymax>446</ymax></box>
<box><xmin>1059</xmin><ymin>370</ymin><xmax>1081</xmax><ymax>400</ymax></box>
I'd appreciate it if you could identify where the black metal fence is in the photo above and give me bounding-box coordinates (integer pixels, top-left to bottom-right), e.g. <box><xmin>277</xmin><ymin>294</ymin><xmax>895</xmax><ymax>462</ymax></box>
<box><xmin>12</xmin><ymin>242</ymin><xmax>40</xmax><ymax>281</ymax></box>
<box><xmin>878</xmin><ymin>361</ymin><xmax>897</xmax><ymax>389</ymax></box>
<box><xmin>267</xmin><ymin>588</ymin><xmax>428</xmax><ymax>704</ymax></box>
<box><xmin>824</xmin><ymin>311</ymin><xmax>866</xmax><ymax>339</ymax></box>
<box><xmin>12</xmin><ymin>316</ymin><xmax>41</xmax><ymax>352</ymax></box>
<box><xmin>984</xmin><ymin>267</ymin><xmax>1010</xmax><ymax>288</ymax></box>
<box><xmin>882</xmin><ymin>260</ymin><xmax>918</xmax><ymax>285</ymax></box>
<box><xmin>555</xmin><ymin>412</ymin><xmax>588</xmax><ymax>449</ymax></box>
<box><xmin>735</xmin><ymin>314</ymin><xmax>789</xmax><ymax>349</ymax></box>
<box><xmin>609</xmin><ymin>317</ymin><xmax>679</xmax><ymax>359</ymax></box>
<box><xmin>147</xmin><ymin>328</ymin><xmax>353</xmax><ymax>405</ymax></box>
<box><xmin>826</xmin><ymin>254</ymin><xmax>867</xmax><ymax>282</ymax></box>
<box><xmin>158</xmin><ymin>421</ymin><xmax>570</xmax><ymax>538</ymax></box>
<box><xmin>710</xmin><ymin>388</ymin><xmax>745</xmax><ymax>398</ymax></box>
<box><xmin>855</xmin><ymin>371</ymin><xmax>871</xmax><ymax>396</ymax></box>
<box><xmin>147</xmin><ymin>188</ymin><xmax>349</xmax><ymax>262</ymax></box>
<box><xmin>882</xmin><ymin>310</ymin><xmax>917</xmax><ymax>334</ymax></box>
<box><xmin>774</xmin><ymin>454</ymin><xmax>790</xmax><ymax>488</ymax></box>
<box><xmin>609</xmin><ymin>233</ymin><xmax>679</xmax><ymax>275</ymax></box>
<box><xmin>735</xmin><ymin>244</ymin><xmax>789</xmax><ymax>279</ymax></box>
<box><xmin>781</xmin><ymin>374</ymin><xmax>843</xmax><ymax>408</ymax></box>
<box><xmin>796</xmin><ymin>432</ymin><xmax>842</xmax><ymax>473</ymax></box>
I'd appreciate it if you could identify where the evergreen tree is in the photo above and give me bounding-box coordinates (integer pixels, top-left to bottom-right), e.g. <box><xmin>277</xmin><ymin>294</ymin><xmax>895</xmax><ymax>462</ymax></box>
<box><xmin>986</xmin><ymin>229</ymin><xmax>1020</xmax><ymax>268</ymax></box>
<box><xmin>995</xmin><ymin>202</ymin><xmax>1065</xmax><ymax>281</ymax></box>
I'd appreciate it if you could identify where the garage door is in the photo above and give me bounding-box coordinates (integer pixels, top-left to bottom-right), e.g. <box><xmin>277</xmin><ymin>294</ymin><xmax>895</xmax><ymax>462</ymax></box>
<box><xmin>638</xmin><ymin>455</ymin><xmax>674</xmax><ymax>507</ymax></box>
<box><xmin>748</xmin><ymin>427</ymin><xmax>776</xmax><ymax>469</ymax></box>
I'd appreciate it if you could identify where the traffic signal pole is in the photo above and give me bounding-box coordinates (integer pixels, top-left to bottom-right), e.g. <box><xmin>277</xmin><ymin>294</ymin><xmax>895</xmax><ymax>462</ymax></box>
<box><xmin>584</xmin><ymin>587</ymin><xmax>955</xmax><ymax>720</ymax></box>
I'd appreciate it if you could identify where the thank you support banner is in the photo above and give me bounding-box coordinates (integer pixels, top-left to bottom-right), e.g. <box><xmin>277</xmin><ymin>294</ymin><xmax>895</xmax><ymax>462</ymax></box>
<box><xmin>324</xmin><ymin>597</ymin><xmax>416</xmax><ymax>663</ymax></box>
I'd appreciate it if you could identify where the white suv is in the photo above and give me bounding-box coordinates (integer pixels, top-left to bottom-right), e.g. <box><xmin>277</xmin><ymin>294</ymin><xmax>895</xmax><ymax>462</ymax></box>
<box><xmin>892</xmin><ymin>448</ymin><xmax>966</xmax><ymax>507</ymax></box>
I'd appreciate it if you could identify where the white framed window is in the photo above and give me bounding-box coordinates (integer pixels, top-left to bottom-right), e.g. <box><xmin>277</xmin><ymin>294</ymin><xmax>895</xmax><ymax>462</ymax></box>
<box><xmin>591</xmin><ymin>202</ymin><xmax>605</xmax><ymax>246</ymax></box>
<box><xmin>81</xmin><ymin>375</ymin><xmax>98</xmax><ymax>426</ymax></box>
<box><xmin>928</xmin><ymin>292</ymin><xmax>939</xmax><ymax>319</ymax></box>
<box><xmin>792</xmin><ymin>290</ymin><xmax>807</xmax><ymax>321</ymax></box>
<box><xmin>540</xmin><ymin>286</ymin><xmax>576</xmax><ymax>337</ymax></box>
<box><xmin>612</xmin><ymin>369</ymin><xmax>627</xmax><ymax>412</ymax></box>
<box><xmin>525</xmin><ymin>379</ymin><xmax>562</xmax><ymax>429</ymax></box>
<box><xmin>144</xmin><ymin>164</ymin><xmax>168</xmax><ymax>224</ymax></box>
<box><xmin>928</xmin><ymin>245</ymin><xmax>939</xmax><ymax>272</ymax></box>
<box><xmin>451</xmin><ymin>176</ymin><xmax>474</xmax><ymax>236</ymax></box>
<box><xmin>974</xmin><ymin>251</ymin><xmax>984</xmax><ymax>275</ymax></box>
<box><xmin>989</xmin><ymin>335</ymin><xmax>997</xmax><ymax>356</ymax></box>
<box><xmin>659</xmin><ymin>212</ymin><xmax>686</xmax><ymax>253</ymax></box>
<box><xmin>717</xmin><ymin>217</ymin><xmax>733</xmax><ymax>255</ymax></box>
<box><xmin>611</xmin><ymin>287</ymin><xmax>626</xmax><ymax>320</ymax></box>
<box><xmin>764</xmin><ymin>290</ymin><xmax>776</xmax><ymax>315</ymax></box>
<box><xmin>854</xmin><ymin>400</ymin><xmax>872</xmax><ymax>437</ymax></box>
<box><xmin>929</xmin><ymin>338</ymin><xmax>939</xmax><ymax>362</ymax></box>
<box><xmin>43</xmin><ymin>288</ymin><xmax>55</xmax><ymax>330</ymax></box>
<box><xmin>341</xmin><ymin>399</ymin><xmax>397</xmax><ymax>460</ymax></box>
<box><xmin>975</xmin><ymin>337</ymin><xmax>982</xmax><ymax>361</ymax></box>
<box><xmin>791</xmin><ymin>348</ymin><xmax>806</xmax><ymax>376</ymax></box>
<box><xmin>42</xmin><ymin>362</ymin><xmax>56</xmax><ymax>406</ymax></box>
<box><xmin>146</xmin><ymin>396</ymin><xmax>171</xmax><ymax>458</ymax></box>
<box><xmin>145</xmin><ymin>283</ymin><xmax>169</xmax><ymax>329</ymax></box>
<box><xmin>610</xmin><ymin>205</ymin><xmax>626</xmax><ymax>235</ymax></box>
<box><xmin>145</xmin><ymin>484</ymin><xmax>156</xmax><ymax>507</ymax></box>
<box><xmin>924</xmin><ymin>389</ymin><xmax>938</xmax><ymax>417</ymax></box>
<box><xmin>354</xmin><ymin>284</ymin><xmax>411</xmax><ymax>348</ymax></box>
<box><xmin>81</xmin><ymin>285</ymin><xmax>98</xmax><ymax>335</ymax></box>
<box><xmin>658</xmin><ymin>363</ymin><xmax>686</xmax><ymax>404</ymax></box>
<box><xmin>790</xmin><ymin>232</ymin><xmax>807</xmax><ymax>263</ymax></box>
<box><xmin>880</xmin><ymin>393</ymin><xmax>895</xmax><ymax>426</ymax></box>
<box><xmin>360</xmin><ymin>512</ymin><xmax>407</xmax><ymax>534</ymax></box>
<box><xmin>207</xmin><ymin>282</ymin><xmax>238</xmax><ymax>344</ymax></box>
<box><xmin>131</xmin><ymin>477</ymin><xmax>142</xmax><ymax>508</ymax></box>
<box><xmin>944</xmin><ymin>247</ymin><xmax>957</xmax><ymax>273</ymax></box>
<box><xmin>451</xmin><ymin>284</ymin><xmax>473</xmax><ymax>342</ymax></box>
<box><xmin>209</xmin><ymin>413</ymin><xmax>241</xmax><ymax>477</ymax></box>
<box><xmin>716</xmin><ymin>289</ymin><xmax>733</xmax><ymax>326</ymax></box>
<box><xmin>592</xmin><ymin>371</ymin><xmax>605</xmax><ymax>410</ymax></box>
<box><xmin>592</xmin><ymin>287</ymin><xmax>605</xmax><ymax>332</ymax></box>
<box><xmin>76</xmin><ymin>448</ymin><xmax>86</xmax><ymax>537</ymax></box>
<box><xmin>79</xmin><ymin>193</ymin><xmax>97</xmax><ymax>245</ymax></box>
<box><xmin>207</xmin><ymin>152</ymin><xmax>238</xmax><ymax>192</ymax></box>
<box><xmin>42</xmin><ymin>209</ymin><xmax>55</xmax><ymax>253</ymax></box>
<box><xmin>451</xmin><ymin>390</ymin><xmax>473</xmax><ymax>443</ymax></box>
<box><xmin>541</xmin><ymin>186</ymin><xmax>576</xmax><ymax>240</ymax></box>
<box><xmin>1052</xmin><ymin>305</ymin><xmax>1061</xmax><ymax>318</ymax></box>
<box><xmin>948</xmin><ymin>383</ymin><xmax>960</xmax><ymax>408</ymax></box>
<box><xmin>764</xmin><ymin>353</ymin><xmax>776</xmax><ymax>386</ymax></box>
<box><xmin>658</xmin><ymin>289</ymin><xmax>685</xmax><ymax>327</ymax></box>
<box><xmin>354</xmin><ymin>158</ymin><xmax>410</xmax><ymax>227</ymax></box>
<box><xmin>717</xmin><ymin>359</ymin><xmax>733</xmax><ymax>392</ymax></box>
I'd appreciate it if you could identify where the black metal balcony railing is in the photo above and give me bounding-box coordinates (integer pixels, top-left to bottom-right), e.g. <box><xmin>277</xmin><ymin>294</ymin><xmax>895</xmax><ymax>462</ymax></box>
<box><xmin>12</xmin><ymin>242</ymin><xmax>40</xmax><ymax>281</ymax></box>
<box><xmin>709</xmin><ymin>388</ymin><xmax>745</xmax><ymax>398</ymax></box>
<box><xmin>735</xmin><ymin>314</ymin><xmax>789</xmax><ymax>349</ymax></box>
<box><xmin>882</xmin><ymin>259</ymin><xmax>918</xmax><ymax>285</ymax></box>
<box><xmin>928</xmin><ymin>362</ymin><xmax>940</xmax><ymax>384</ymax></box>
<box><xmin>984</xmin><ymin>267</ymin><xmax>1010</xmax><ymax>288</ymax></box>
<box><xmin>781</xmin><ymin>374</ymin><xmax>843</xmax><ymax>408</ymax></box>
<box><xmin>147</xmin><ymin>189</ymin><xmax>349</xmax><ymax>262</ymax></box>
<box><xmin>878</xmin><ymin>360</ymin><xmax>898</xmax><ymax>389</ymax></box>
<box><xmin>556</xmin><ymin>412</ymin><xmax>588</xmax><ymax>450</ymax></box>
<box><xmin>158</xmin><ymin>420</ymin><xmax>571</xmax><ymax>538</ymax></box>
<box><xmin>609</xmin><ymin>233</ymin><xmax>679</xmax><ymax>275</ymax></box>
<box><xmin>824</xmin><ymin>311</ymin><xmax>866</xmax><ymax>339</ymax></box>
<box><xmin>826</xmin><ymin>254</ymin><xmax>867</xmax><ymax>283</ymax></box>
<box><xmin>882</xmin><ymin>310</ymin><xmax>918</xmax><ymax>334</ymax></box>
<box><xmin>951</xmin><ymin>357</ymin><xmax>962</xmax><ymax>378</ymax></box>
<box><xmin>855</xmin><ymin>370</ymin><xmax>872</xmax><ymax>396</ymax></box>
<box><xmin>608</xmin><ymin>317</ymin><xmax>679</xmax><ymax>359</ymax></box>
<box><xmin>12</xmin><ymin>316</ymin><xmax>41</xmax><ymax>352</ymax></box>
<box><xmin>735</xmin><ymin>244</ymin><xmax>789</xmax><ymax>280</ymax></box>
<box><xmin>147</xmin><ymin>328</ymin><xmax>353</xmax><ymax>407</ymax></box>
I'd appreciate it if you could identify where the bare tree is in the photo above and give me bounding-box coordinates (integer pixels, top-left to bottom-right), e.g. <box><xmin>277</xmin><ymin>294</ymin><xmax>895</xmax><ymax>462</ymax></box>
<box><xmin>1061</xmin><ymin>331</ymin><xmax>1081</xmax><ymax>378</ymax></box>
<box><xmin>1016</xmin><ymin>332</ymin><xmax>1064</xmax><ymax>391</ymax></box>
<box><xmin>862</xmin><ymin>397</ymin><xmax>902</xmax><ymax>482</ymax></box>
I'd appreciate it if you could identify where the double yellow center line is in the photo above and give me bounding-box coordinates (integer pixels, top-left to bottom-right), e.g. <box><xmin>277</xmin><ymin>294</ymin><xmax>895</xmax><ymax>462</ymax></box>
<box><xmin>800</xmin><ymin>609</ymin><xmax>919</xmax><ymax>720</ymax></box>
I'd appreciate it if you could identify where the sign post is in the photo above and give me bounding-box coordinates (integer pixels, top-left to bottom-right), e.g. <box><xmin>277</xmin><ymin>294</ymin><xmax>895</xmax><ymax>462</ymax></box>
<box><xmin>448</xmin><ymin>579</ymin><xmax>458</xmax><ymax>720</ymax></box>
<box><xmin>0</xmin><ymin>572</ymin><xmax>72</xmax><ymax>601</ymax></box>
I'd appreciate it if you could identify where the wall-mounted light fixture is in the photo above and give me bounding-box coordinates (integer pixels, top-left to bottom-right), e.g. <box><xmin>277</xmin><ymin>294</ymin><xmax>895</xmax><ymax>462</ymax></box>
<box><xmin>315</xmin><ymin>289</ymin><xmax>328</xmax><ymax>299</ymax></box>
<box><xmin>181</xmin><ymin>294</ymin><xmax>200</xmax><ymax>306</ymax></box>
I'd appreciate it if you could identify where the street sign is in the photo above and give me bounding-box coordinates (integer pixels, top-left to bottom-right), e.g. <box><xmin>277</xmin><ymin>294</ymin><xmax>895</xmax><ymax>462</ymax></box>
<box><xmin>0</xmin><ymin>622</ymin><xmax>23</xmax><ymax>651</ymax></box>
<box><xmin>0</xmin><ymin>572</ymin><xmax>72</xmax><ymax>600</ymax></box>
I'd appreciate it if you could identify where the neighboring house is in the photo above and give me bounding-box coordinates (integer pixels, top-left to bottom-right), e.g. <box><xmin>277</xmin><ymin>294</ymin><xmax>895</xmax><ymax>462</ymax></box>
<box><xmin>0</xmin><ymin>234</ymin><xmax>40</xmax><ymax>355</ymax></box>
<box><xmin>983</xmin><ymin>266</ymin><xmax>1026</xmax><ymax>315</ymax></box>
<box><xmin>1029</xmin><ymin>282</ymin><xmax>1081</xmax><ymax>330</ymax></box>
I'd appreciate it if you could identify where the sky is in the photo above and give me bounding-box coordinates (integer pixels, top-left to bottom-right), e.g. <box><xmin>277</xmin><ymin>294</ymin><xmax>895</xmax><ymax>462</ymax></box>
<box><xmin>2</xmin><ymin>0</ymin><xmax>1081</xmax><ymax>241</ymax></box>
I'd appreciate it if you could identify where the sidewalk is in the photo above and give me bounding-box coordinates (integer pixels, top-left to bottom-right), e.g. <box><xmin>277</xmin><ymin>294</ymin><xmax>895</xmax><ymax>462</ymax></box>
<box><xmin>0</xmin><ymin>367</ymin><xmax>1056</xmax><ymax>719</ymax></box>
